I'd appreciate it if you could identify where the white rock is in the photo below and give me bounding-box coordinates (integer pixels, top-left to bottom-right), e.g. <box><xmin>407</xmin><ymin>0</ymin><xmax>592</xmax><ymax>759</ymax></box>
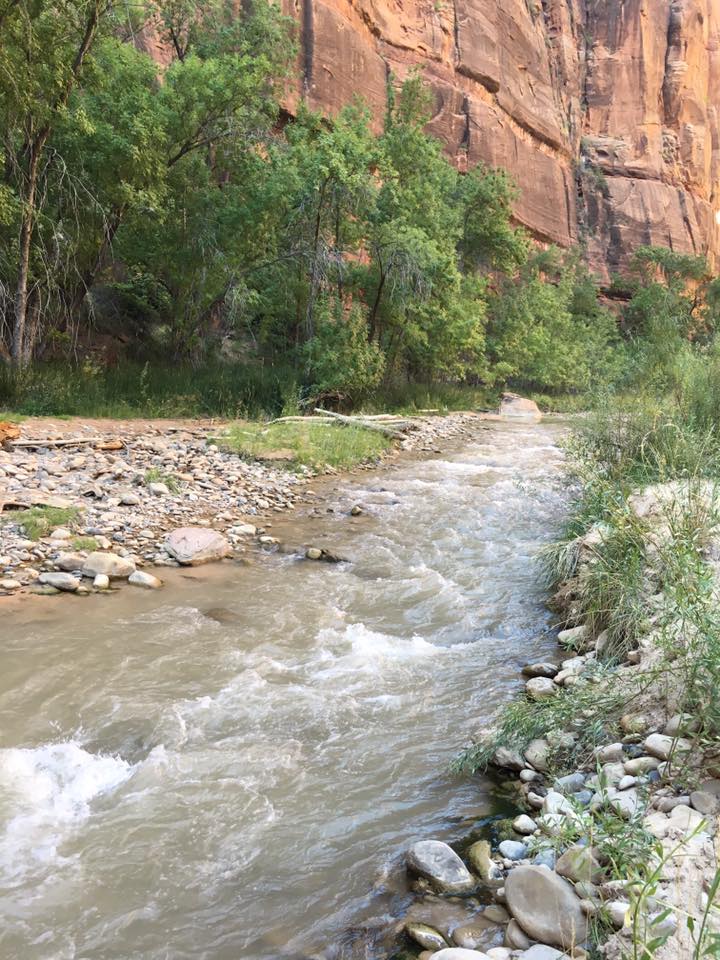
<box><xmin>165</xmin><ymin>527</ymin><xmax>232</xmax><ymax>565</ymax></box>
<box><xmin>524</xmin><ymin>738</ymin><xmax>550</xmax><ymax>771</ymax></box>
<box><xmin>594</xmin><ymin>742</ymin><xmax>624</xmax><ymax>763</ymax></box>
<box><xmin>128</xmin><ymin>570</ymin><xmax>162</xmax><ymax>589</ymax></box>
<box><xmin>232</xmin><ymin>523</ymin><xmax>257</xmax><ymax>536</ymax></box>
<box><xmin>38</xmin><ymin>572</ymin><xmax>79</xmax><ymax>592</ymax></box>
<box><xmin>643</xmin><ymin>733</ymin><xmax>692</xmax><ymax>762</ymax></box>
<box><xmin>93</xmin><ymin>574</ymin><xmax>110</xmax><ymax>590</ymax></box>
<box><xmin>513</xmin><ymin>815</ymin><xmax>537</xmax><ymax>835</ymax></box>
<box><xmin>406</xmin><ymin>840</ymin><xmax>475</xmax><ymax>894</ymax></box>
<box><xmin>82</xmin><ymin>551</ymin><xmax>136</xmax><ymax>580</ymax></box>
<box><xmin>430</xmin><ymin>951</ymin><xmax>493</xmax><ymax>960</ymax></box>
<box><xmin>607</xmin><ymin>900</ymin><xmax>630</xmax><ymax>928</ymax></box>
<box><xmin>50</xmin><ymin>528</ymin><xmax>72</xmax><ymax>540</ymax></box>
<box><xmin>557</xmin><ymin>624</ymin><xmax>590</xmax><ymax>650</ymax></box>
<box><xmin>526</xmin><ymin>677</ymin><xmax>558</xmax><ymax>700</ymax></box>
<box><xmin>518</xmin><ymin>947</ymin><xmax>567</xmax><ymax>960</ymax></box>
<box><xmin>668</xmin><ymin>804</ymin><xmax>707</xmax><ymax>834</ymax></box>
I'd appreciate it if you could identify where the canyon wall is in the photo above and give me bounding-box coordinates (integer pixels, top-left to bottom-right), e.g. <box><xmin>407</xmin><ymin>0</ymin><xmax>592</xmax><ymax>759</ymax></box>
<box><xmin>283</xmin><ymin>0</ymin><xmax>720</xmax><ymax>280</ymax></box>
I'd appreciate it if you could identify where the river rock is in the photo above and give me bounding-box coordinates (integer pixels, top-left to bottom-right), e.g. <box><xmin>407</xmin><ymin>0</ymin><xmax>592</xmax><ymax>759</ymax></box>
<box><xmin>38</xmin><ymin>571</ymin><xmax>79</xmax><ymax>592</ymax></box>
<box><xmin>494</xmin><ymin>746</ymin><xmax>526</xmax><ymax>771</ymax></box>
<box><xmin>526</xmin><ymin>677</ymin><xmax>558</xmax><ymax>700</ymax></box>
<box><xmin>82</xmin><ymin>551</ymin><xmax>136</xmax><ymax>580</ymax></box>
<box><xmin>406</xmin><ymin>840</ymin><xmax>475</xmax><ymax>894</ymax></box>
<box><xmin>554</xmin><ymin>772</ymin><xmax>585</xmax><ymax>795</ymax></box>
<box><xmin>499</xmin><ymin>393</ymin><xmax>541</xmax><ymax>421</ymax></box>
<box><xmin>690</xmin><ymin>789</ymin><xmax>720</xmax><ymax>815</ymax></box>
<box><xmin>524</xmin><ymin>738</ymin><xmax>550</xmax><ymax>771</ymax></box>
<box><xmin>504</xmin><ymin>865</ymin><xmax>588</xmax><ymax>949</ymax></box>
<box><xmin>607</xmin><ymin>900</ymin><xmax>630</xmax><ymax>929</ymax></box>
<box><xmin>93</xmin><ymin>573</ymin><xmax>110</xmax><ymax>589</ymax></box>
<box><xmin>428</xmin><ymin>950</ymin><xmax>493</xmax><ymax>960</ymax></box>
<box><xmin>55</xmin><ymin>552</ymin><xmax>84</xmax><ymax>572</ymax></box>
<box><xmin>522</xmin><ymin>662</ymin><xmax>559</xmax><ymax>678</ymax></box>
<box><xmin>518</xmin><ymin>947</ymin><xmax>568</xmax><ymax>960</ymax></box>
<box><xmin>504</xmin><ymin>919</ymin><xmax>531</xmax><ymax>949</ymax></box>
<box><xmin>498</xmin><ymin>840</ymin><xmax>527</xmax><ymax>861</ymax></box>
<box><xmin>668</xmin><ymin>803</ymin><xmax>707</xmax><ymax>834</ymax></box>
<box><xmin>557</xmin><ymin>625</ymin><xmax>590</xmax><ymax>651</ymax></box>
<box><xmin>620</xmin><ymin>713</ymin><xmax>650</xmax><ymax>735</ymax></box>
<box><xmin>404</xmin><ymin>922</ymin><xmax>448</xmax><ymax>951</ymax></box>
<box><xmin>165</xmin><ymin>527</ymin><xmax>232</xmax><ymax>565</ymax></box>
<box><xmin>643</xmin><ymin>733</ymin><xmax>692</xmax><ymax>762</ymax></box>
<box><xmin>594</xmin><ymin>742</ymin><xmax>624</xmax><ymax>763</ymax></box>
<box><xmin>623</xmin><ymin>755</ymin><xmax>659</xmax><ymax>776</ymax></box>
<box><xmin>513</xmin><ymin>814</ymin><xmax>537</xmax><ymax>835</ymax></box>
<box><xmin>467</xmin><ymin>840</ymin><xmax>502</xmax><ymax>883</ymax></box>
<box><xmin>555</xmin><ymin>844</ymin><xmax>603</xmax><ymax>884</ymax></box>
<box><xmin>128</xmin><ymin>570</ymin><xmax>162</xmax><ymax>589</ymax></box>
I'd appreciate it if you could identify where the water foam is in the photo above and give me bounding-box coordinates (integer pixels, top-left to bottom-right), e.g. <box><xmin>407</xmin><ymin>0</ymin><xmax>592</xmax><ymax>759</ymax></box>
<box><xmin>0</xmin><ymin>742</ymin><xmax>133</xmax><ymax>881</ymax></box>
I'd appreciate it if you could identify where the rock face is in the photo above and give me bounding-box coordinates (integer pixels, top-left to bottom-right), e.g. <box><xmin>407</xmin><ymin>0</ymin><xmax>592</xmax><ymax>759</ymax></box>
<box><xmin>289</xmin><ymin>0</ymin><xmax>720</xmax><ymax>278</ymax></box>
<box><xmin>138</xmin><ymin>1</ymin><xmax>720</xmax><ymax>278</ymax></box>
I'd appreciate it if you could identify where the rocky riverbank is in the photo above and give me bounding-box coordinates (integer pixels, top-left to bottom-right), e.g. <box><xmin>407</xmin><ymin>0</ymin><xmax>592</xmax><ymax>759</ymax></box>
<box><xmin>0</xmin><ymin>413</ymin><xmax>480</xmax><ymax>598</ymax></box>
<box><xmin>380</xmin><ymin>479</ymin><xmax>720</xmax><ymax>959</ymax></box>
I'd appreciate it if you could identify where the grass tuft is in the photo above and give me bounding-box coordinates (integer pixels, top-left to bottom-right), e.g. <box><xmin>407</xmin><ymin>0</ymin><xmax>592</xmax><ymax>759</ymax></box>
<box><xmin>3</xmin><ymin>505</ymin><xmax>81</xmax><ymax>540</ymax></box>
<box><xmin>220</xmin><ymin>420</ymin><xmax>392</xmax><ymax>471</ymax></box>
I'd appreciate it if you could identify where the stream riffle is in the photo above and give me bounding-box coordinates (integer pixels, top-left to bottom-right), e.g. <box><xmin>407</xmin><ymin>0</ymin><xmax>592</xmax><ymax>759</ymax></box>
<box><xmin>0</xmin><ymin>420</ymin><xmax>566</xmax><ymax>960</ymax></box>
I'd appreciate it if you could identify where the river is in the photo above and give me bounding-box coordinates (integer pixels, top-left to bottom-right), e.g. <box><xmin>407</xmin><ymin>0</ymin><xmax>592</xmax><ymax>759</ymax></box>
<box><xmin>0</xmin><ymin>419</ymin><xmax>566</xmax><ymax>960</ymax></box>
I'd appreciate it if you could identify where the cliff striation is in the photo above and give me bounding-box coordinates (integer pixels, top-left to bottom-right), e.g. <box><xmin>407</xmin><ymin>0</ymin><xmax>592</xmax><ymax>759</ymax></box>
<box><xmin>281</xmin><ymin>0</ymin><xmax>720</xmax><ymax>280</ymax></box>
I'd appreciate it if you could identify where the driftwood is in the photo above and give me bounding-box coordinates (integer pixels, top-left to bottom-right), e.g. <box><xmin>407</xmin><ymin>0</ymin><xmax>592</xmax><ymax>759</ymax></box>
<box><xmin>269</xmin><ymin>416</ymin><xmax>337</xmax><ymax>425</ymax></box>
<box><xmin>313</xmin><ymin>409</ymin><xmax>404</xmax><ymax>438</ymax></box>
<box><xmin>8</xmin><ymin>436</ymin><xmax>126</xmax><ymax>451</ymax></box>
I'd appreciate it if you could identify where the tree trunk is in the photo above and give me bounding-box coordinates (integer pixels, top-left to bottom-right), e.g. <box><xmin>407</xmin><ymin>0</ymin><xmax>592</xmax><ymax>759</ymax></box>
<box><xmin>12</xmin><ymin>143</ymin><xmax>41</xmax><ymax>367</ymax></box>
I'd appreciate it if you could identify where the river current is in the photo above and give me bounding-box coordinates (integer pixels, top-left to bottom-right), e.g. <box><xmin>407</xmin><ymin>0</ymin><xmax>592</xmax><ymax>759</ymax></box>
<box><xmin>0</xmin><ymin>420</ymin><xmax>566</xmax><ymax>960</ymax></box>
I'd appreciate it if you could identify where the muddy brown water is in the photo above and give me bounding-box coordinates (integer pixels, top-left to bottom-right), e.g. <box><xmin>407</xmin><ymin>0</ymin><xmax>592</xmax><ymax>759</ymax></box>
<box><xmin>0</xmin><ymin>420</ymin><xmax>567</xmax><ymax>960</ymax></box>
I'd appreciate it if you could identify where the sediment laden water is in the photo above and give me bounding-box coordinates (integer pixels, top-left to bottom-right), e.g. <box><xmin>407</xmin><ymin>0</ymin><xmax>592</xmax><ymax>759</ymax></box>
<box><xmin>0</xmin><ymin>421</ymin><xmax>566</xmax><ymax>960</ymax></box>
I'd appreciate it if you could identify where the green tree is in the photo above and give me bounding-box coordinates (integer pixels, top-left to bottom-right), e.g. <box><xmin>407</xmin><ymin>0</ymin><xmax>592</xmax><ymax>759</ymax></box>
<box><xmin>0</xmin><ymin>0</ymin><xmax>112</xmax><ymax>364</ymax></box>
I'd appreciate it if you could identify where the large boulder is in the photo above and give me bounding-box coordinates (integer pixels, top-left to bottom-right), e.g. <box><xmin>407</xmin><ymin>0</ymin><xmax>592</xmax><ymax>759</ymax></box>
<box><xmin>406</xmin><ymin>840</ymin><xmax>475</xmax><ymax>894</ymax></box>
<box><xmin>505</xmin><ymin>864</ymin><xmax>587</xmax><ymax>949</ymax></box>
<box><xmin>81</xmin><ymin>551</ymin><xmax>136</xmax><ymax>580</ymax></box>
<box><xmin>165</xmin><ymin>527</ymin><xmax>232</xmax><ymax>565</ymax></box>
<box><xmin>499</xmin><ymin>393</ymin><xmax>542</xmax><ymax>421</ymax></box>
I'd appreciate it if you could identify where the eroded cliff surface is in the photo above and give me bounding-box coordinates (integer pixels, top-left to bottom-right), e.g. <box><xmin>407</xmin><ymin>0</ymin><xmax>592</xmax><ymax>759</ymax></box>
<box><xmin>284</xmin><ymin>0</ymin><xmax>720</xmax><ymax>279</ymax></box>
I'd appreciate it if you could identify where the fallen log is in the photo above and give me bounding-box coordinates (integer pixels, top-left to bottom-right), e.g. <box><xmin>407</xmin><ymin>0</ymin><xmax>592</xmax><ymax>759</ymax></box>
<box><xmin>313</xmin><ymin>409</ymin><xmax>404</xmax><ymax>438</ymax></box>
<box><xmin>8</xmin><ymin>436</ymin><xmax>126</xmax><ymax>450</ymax></box>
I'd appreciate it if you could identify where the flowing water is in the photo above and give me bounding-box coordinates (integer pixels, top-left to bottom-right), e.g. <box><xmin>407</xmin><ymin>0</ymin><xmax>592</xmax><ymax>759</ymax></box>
<box><xmin>0</xmin><ymin>420</ymin><xmax>567</xmax><ymax>960</ymax></box>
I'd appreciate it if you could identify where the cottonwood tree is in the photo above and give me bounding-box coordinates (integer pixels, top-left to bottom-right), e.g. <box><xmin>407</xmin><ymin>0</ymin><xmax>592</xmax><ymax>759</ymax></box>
<box><xmin>0</xmin><ymin>0</ymin><xmax>112</xmax><ymax>365</ymax></box>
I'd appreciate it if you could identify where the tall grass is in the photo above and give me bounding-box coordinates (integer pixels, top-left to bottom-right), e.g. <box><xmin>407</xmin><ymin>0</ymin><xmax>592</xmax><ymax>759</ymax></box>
<box><xmin>0</xmin><ymin>361</ymin><xmax>301</xmax><ymax>419</ymax></box>
<box><xmin>0</xmin><ymin>362</ymin><xmax>500</xmax><ymax>420</ymax></box>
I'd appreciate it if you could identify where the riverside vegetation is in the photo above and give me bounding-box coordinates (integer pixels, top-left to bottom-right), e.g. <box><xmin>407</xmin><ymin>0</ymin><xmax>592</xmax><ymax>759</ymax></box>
<box><xmin>3</xmin><ymin>0</ymin><xmax>720</xmax><ymax>418</ymax></box>
<box><xmin>391</xmin><ymin>374</ymin><xmax>720</xmax><ymax>960</ymax></box>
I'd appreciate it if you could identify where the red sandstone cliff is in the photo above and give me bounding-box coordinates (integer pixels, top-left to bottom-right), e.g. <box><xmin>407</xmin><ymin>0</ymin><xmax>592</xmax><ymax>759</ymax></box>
<box><xmin>283</xmin><ymin>0</ymin><xmax>720</xmax><ymax>280</ymax></box>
